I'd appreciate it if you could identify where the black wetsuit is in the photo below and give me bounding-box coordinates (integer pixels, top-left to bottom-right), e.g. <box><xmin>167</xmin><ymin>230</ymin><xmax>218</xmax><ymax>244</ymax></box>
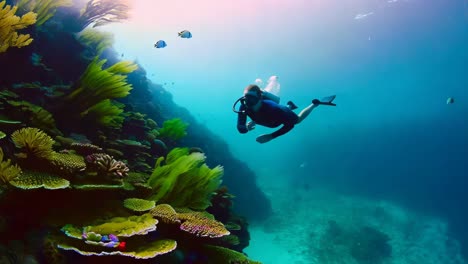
<box><xmin>237</xmin><ymin>99</ymin><xmax>299</xmax><ymax>139</ymax></box>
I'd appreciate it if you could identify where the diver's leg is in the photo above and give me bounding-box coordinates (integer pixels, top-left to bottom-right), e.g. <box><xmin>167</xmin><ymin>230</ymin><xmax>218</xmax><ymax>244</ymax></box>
<box><xmin>296</xmin><ymin>104</ymin><xmax>318</xmax><ymax>123</ymax></box>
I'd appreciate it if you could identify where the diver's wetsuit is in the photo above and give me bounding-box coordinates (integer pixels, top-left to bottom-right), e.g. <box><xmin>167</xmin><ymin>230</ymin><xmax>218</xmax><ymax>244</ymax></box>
<box><xmin>237</xmin><ymin>99</ymin><xmax>299</xmax><ymax>139</ymax></box>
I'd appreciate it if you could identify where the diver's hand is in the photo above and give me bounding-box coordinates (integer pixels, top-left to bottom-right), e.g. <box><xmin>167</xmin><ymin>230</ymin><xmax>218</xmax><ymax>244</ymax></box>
<box><xmin>247</xmin><ymin>121</ymin><xmax>256</xmax><ymax>131</ymax></box>
<box><xmin>256</xmin><ymin>134</ymin><xmax>274</xmax><ymax>144</ymax></box>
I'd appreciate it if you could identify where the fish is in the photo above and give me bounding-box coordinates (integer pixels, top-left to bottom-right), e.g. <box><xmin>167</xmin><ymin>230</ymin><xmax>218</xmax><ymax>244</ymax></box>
<box><xmin>154</xmin><ymin>40</ymin><xmax>167</xmax><ymax>48</ymax></box>
<box><xmin>178</xmin><ymin>30</ymin><xmax>192</xmax><ymax>38</ymax></box>
<box><xmin>447</xmin><ymin>97</ymin><xmax>454</xmax><ymax>104</ymax></box>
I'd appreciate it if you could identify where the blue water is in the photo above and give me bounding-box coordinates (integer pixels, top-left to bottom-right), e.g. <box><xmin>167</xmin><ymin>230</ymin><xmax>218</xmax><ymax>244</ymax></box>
<box><xmin>104</xmin><ymin>0</ymin><xmax>468</xmax><ymax>260</ymax></box>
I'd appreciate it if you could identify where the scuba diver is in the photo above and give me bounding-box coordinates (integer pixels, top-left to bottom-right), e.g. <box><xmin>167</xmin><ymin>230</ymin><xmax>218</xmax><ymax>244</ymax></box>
<box><xmin>233</xmin><ymin>84</ymin><xmax>336</xmax><ymax>144</ymax></box>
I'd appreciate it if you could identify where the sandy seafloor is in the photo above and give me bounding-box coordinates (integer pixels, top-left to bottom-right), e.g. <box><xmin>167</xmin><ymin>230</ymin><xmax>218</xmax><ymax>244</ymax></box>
<box><xmin>244</xmin><ymin>168</ymin><xmax>466</xmax><ymax>264</ymax></box>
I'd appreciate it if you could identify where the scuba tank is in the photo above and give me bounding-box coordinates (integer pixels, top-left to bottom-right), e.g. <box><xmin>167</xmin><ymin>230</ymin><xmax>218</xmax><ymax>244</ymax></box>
<box><xmin>261</xmin><ymin>75</ymin><xmax>280</xmax><ymax>103</ymax></box>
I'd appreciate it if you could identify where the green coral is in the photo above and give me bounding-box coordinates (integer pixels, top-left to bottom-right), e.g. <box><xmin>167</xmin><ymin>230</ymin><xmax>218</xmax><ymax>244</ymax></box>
<box><xmin>82</xmin><ymin>99</ymin><xmax>125</xmax><ymax>128</ymax></box>
<box><xmin>123</xmin><ymin>198</ymin><xmax>155</xmax><ymax>212</ymax></box>
<box><xmin>158</xmin><ymin>118</ymin><xmax>188</xmax><ymax>141</ymax></box>
<box><xmin>85</xmin><ymin>213</ymin><xmax>157</xmax><ymax>237</ymax></box>
<box><xmin>0</xmin><ymin>130</ymin><xmax>5</xmax><ymax>139</ymax></box>
<box><xmin>63</xmin><ymin>57</ymin><xmax>137</xmax><ymax>126</ymax></box>
<box><xmin>0</xmin><ymin>147</ymin><xmax>22</xmax><ymax>185</ymax></box>
<box><xmin>9</xmin><ymin>170</ymin><xmax>69</xmax><ymax>189</ymax></box>
<box><xmin>6</xmin><ymin>100</ymin><xmax>60</xmax><ymax>135</ymax></box>
<box><xmin>11</xmin><ymin>127</ymin><xmax>55</xmax><ymax>159</ymax></box>
<box><xmin>49</xmin><ymin>152</ymin><xmax>86</xmax><ymax>176</ymax></box>
<box><xmin>147</xmin><ymin>148</ymin><xmax>223</xmax><ymax>210</ymax></box>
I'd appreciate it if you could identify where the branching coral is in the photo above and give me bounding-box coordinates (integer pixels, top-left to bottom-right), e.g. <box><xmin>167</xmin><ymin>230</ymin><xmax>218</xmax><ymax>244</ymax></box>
<box><xmin>158</xmin><ymin>118</ymin><xmax>189</xmax><ymax>141</ymax></box>
<box><xmin>85</xmin><ymin>153</ymin><xmax>129</xmax><ymax>178</ymax></box>
<box><xmin>0</xmin><ymin>0</ymin><xmax>36</xmax><ymax>53</ymax></box>
<box><xmin>147</xmin><ymin>147</ymin><xmax>223</xmax><ymax>210</ymax></box>
<box><xmin>0</xmin><ymin>147</ymin><xmax>22</xmax><ymax>185</ymax></box>
<box><xmin>79</xmin><ymin>0</ymin><xmax>130</xmax><ymax>29</ymax></box>
<box><xmin>15</xmin><ymin>0</ymin><xmax>72</xmax><ymax>26</ymax></box>
<box><xmin>11</xmin><ymin>127</ymin><xmax>55</xmax><ymax>159</ymax></box>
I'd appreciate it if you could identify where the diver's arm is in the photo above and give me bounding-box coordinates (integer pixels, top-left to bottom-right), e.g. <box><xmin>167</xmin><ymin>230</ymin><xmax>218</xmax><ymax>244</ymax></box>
<box><xmin>237</xmin><ymin>106</ymin><xmax>248</xmax><ymax>133</ymax></box>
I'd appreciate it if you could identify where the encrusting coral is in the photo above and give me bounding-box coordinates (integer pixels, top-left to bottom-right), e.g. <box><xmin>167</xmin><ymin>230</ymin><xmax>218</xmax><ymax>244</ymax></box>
<box><xmin>15</xmin><ymin>0</ymin><xmax>72</xmax><ymax>26</ymax></box>
<box><xmin>123</xmin><ymin>198</ymin><xmax>155</xmax><ymax>212</ymax></box>
<box><xmin>149</xmin><ymin>204</ymin><xmax>230</xmax><ymax>238</ymax></box>
<box><xmin>0</xmin><ymin>0</ymin><xmax>36</xmax><ymax>53</ymax></box>
<box><xmin>9</xmin><ymin>170</ymin><xmax>70</xmax><ymax>189</ymax></box>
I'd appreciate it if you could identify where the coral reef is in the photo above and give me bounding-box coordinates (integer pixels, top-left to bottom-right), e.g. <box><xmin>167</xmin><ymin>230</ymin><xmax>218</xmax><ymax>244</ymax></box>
<box><xmin>15</xmin><ymin>0</ymin><xmax>72</xmax><ymax>26</ymax></box>
<box><xmin>123</xmin><ymin>198</ymin><xmax>155</xmax><ymax>212</ymax></box>
<box><xmin>11</xmin><ymin>127</ymin><xmax>55</xmax><ymax>159</ymax></box>
<box><xmin>158</xmin><ymin>117</ymin><xmax>189</xmax><ymax>141</ymax></box>
<box><xmin>147</xmin><ymin>147</ymin><xmax>223</xmax><ymax>210</ymax></box>
<box><xmin>85</xmin><ymin>153</ymin><xmax>129</xmax><ymax>179</ymax></box>
<box><xmin>9</xmin><ymin>170</ymin><xmax>69</xmax><ymax>189</ymax></box>
<box><xmin>0</xmin><ymin>147</ymin><xmax>21</xmax><ymax>186</ymax></box>
<box><xmin>0</xmin><ymin>0</ymin><xmax>36</xmax><ymax>53</ymax></box>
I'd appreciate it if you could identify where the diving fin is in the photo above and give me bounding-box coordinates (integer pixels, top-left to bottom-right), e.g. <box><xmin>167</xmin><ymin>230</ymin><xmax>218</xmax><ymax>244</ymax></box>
<box><xmin>287</xmin><ymin>101</ymin><xmax>298</xmax><ymax>110</ymax></box>
<box><xmin>318</xmin><ymin>95</ymin><xmax>336</xmax><ymax>106</ymax></box>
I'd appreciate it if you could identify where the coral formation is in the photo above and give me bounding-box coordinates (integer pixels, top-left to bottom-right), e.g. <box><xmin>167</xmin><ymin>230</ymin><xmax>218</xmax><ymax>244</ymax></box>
<box><xmin>0</xmin><ymin>0</ymin><xmax>36</xmax><ymax>53</ymax></box>
<box><xmin>69</xmin><ymin>142</ymin><xmax>103</xmax><ymax>156</ymax></box>
<box><xmin>158</xmin><ymin>117</ymin><xmax>189</xmax><ymax>141</ymax></box>
<box><xmin>0</xmin><ymin>147</ymin><xmax>21</xmax><ymax>186</ymax></box>
<box><xmin>15</xmin><ymin>0</ymin><xmax>72</xmax><ymax>26</ymax></box>
<box><xmin>61</xmin><ymin>57</ymin><xmax>137</xmax><ymax>127</ymax></box>
<box><xmin>149</xmin><ymin>204</ymin><xmax>230</xmax><ymax>238</ymax></box>
<box><xmin>9</xmin><ymin>170</ymin><xmax>69</xmax><ymax>189</ymax></box>
<box><xmin>123</xmin><ymin>198</ymin><xmax>155</xmax><ymax>212</ymax></box>
<box><xmin>85</xmin><ymin>153</ymin><xmax>129</xmax><ymax>179</ymax></box>
<box><xmin>11</xmin><ymin>127</ymin><xmax>55</xmax><ymax>159</ymax></box>
<box><xmin>5</xmin><ymin>100</ymin><xmax>60</xmax><ymax>136</ymax></box>
<box><xmin>49</xmin><ymin>152</ymin><xmax>86</xmax><ymax>176</ymax></box>
<box><xmin>84</xmin><ymin>213</ymin><xmax>157</xmax><ymax>237</ymax></box>
<box><xmin>147</xmin><ymin>147</ymin><xmax>223</xmax><ymax>210</ymax></box>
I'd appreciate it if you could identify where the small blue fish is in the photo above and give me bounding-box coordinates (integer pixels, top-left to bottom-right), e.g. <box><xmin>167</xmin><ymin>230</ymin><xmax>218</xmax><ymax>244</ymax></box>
<box><xmin>154</xmin><ymin>40</ymin><xmax>167</xmax><ymax>48</ymax></box>
<box><xmin>178</xmin><ymin>30</ymin><xmax>192</xmax><ymax>38</ymax></box>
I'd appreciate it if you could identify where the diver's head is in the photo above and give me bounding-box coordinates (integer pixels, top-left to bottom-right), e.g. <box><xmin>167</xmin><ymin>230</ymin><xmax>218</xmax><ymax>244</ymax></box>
<box><xmin>243</xmin><ymin>84</ymin><xmax>262</xmax><ymax>108</ymax></box>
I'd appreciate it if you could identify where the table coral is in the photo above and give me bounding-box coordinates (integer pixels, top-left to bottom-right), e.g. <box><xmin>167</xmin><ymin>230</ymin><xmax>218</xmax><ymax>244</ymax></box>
<box><xmin>9</xmin><ymin>170</ymin><xmax>69</xmax><ymax>189</ymax></box>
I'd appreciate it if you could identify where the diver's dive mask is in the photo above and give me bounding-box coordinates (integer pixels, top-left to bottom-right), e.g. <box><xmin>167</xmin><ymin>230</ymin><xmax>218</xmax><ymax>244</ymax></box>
<box><xmin>232</xmin><ymin>92</ymin><xmax>261</xmax><ymax>114</ymax></box>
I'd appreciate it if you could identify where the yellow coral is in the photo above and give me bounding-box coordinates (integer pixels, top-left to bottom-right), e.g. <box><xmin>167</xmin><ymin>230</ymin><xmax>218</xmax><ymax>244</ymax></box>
<box><xmin>0</xmin><ymin>0</ymin><xmax>36</xmax><ymax>53</ymax></box>
<box><xmin>16</xmin><ymin>0</ymin><xmax>72</xmax><ymax>26</ymax></box>
<box><xmin>0</xmin><ymin>147</ymin><xmax>22</xmax><ymax>185</ymax></box>
<box><xmin>9</xmin><ymin>170</ymin><xmax>69</xmax><ymax>189</ymax></box>
<box><xmin>11</xmin><ymin>127</ymin><xmax>55</xmax><ymax>159</ymax></box>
